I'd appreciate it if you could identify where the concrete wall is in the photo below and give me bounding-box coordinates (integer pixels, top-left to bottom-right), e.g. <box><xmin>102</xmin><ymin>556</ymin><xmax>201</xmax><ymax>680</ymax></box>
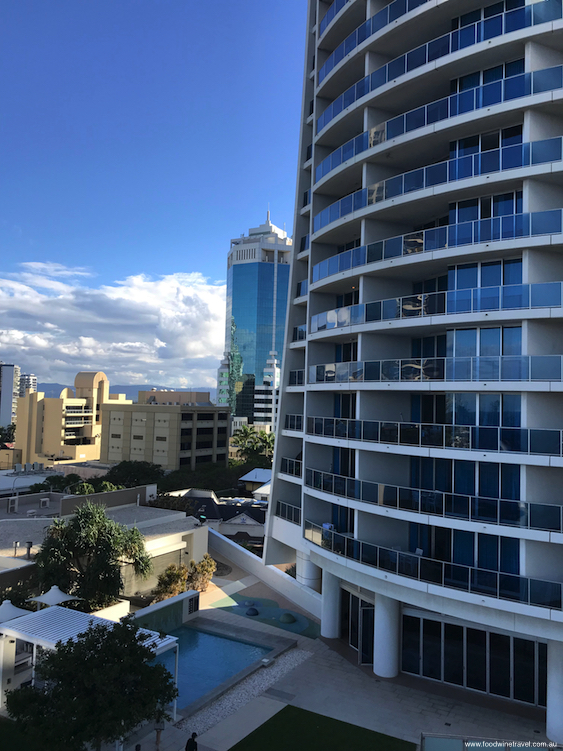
<box><xmin>209</xmin><ymin>529</ymin><xmax>321</xmax><ymax>619</ymax></box>
<box><xmin>60</xmin><ymin>485</ymin><xmax>155</xmax><ymax>515</ymax></box>
<box><xmin>133</xmin><ymin>590</ymin><xmax>200</xmax><ymax>633</ymax></box>
<box><xmin>92</xmin><ymin>599</ymin><xmax>131</xmax><ymax>621</ymax></box>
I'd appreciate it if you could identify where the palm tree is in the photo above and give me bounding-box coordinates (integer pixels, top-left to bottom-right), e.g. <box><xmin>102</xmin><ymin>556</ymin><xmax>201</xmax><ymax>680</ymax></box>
<box><xmin>256</xmin><ymin>431</ymin><xmax>275</xmax><ymax>460</ymax></box>
<box><xmin>231</xmin><ymin>424</ymin><xmax>259</xmax><ymax>461</ymax></box>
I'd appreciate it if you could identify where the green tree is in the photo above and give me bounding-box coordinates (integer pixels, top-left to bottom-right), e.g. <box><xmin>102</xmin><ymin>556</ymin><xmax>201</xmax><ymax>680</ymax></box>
<box><xmin>256</xmin><ymin>430</ymin><xmax>275</xmax><ymax>460</ymax></box>
<box><xmin>103</xmin><ymin>460</ymin><xmax>165</xmax><ymax>487</ymax></box>
<box><xmin>6</xmin><ymin>616</ymin><xmax>178</xmax><ymax>751</ymax></box>
<box><xmin>28</xmin><ymin>472</ymin><xmax>83</xmax><ymax>494</ymax></box>
<box><xmin>0</xmin><ymin>422</ymin><xmax>16</xmax><ymax>445</ymax></box>
<box><xmin>151</xmin><ymin>563</ymin><xmax>189</xmax><ymax>603</ymax></box>
<box><xmin>73</xmin><ymin>482</ymin><xmax>95</xmax><ymax>495</ymax></box>
<box><xmin>231</xmin><ymin>424</ymin><xmax>259</xmax><ymax>462</ymax></box>
<box><xmin>186</xmin><ymin>553</ymin><xmax>217</xmax><ymax>592</ymax></box>
<box><xmin>35</xmin><ymin>502</ymin><xmax>152</xmax><ymax>610</ymax></box>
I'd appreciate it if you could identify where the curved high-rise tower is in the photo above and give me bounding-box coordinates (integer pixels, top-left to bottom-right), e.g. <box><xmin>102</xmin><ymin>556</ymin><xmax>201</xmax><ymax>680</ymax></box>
<box><xmin>266</xmin><ymin>0</ymin><xmax>563</xmax><ymax>739</ymax></box>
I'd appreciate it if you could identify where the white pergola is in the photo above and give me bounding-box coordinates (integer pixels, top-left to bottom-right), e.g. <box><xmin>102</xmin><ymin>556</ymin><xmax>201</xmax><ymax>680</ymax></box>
<box><xmin>0</xmin><ymin>605</ymin><xmax>179</xmax><ymax>719</ymax></box>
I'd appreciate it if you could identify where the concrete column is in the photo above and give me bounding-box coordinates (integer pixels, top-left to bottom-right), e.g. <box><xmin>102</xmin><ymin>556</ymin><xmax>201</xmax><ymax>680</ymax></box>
<box><xmin>373</xmin><ymin>594</ymin><xmax>400</xmax><ymax>678</ymax></box>
<box><xmin>296</xmin><ymin>549</ymin><xmax>322</xmax><ymax>592</ymax></box>
<box><xmin>320</xmin><ymin>570</ymin><xmax>340</xmax><ymax>638</ymax></box>
<box><xmin>546</xmin><ymin>640</ymin><xmax>563</xmax><ymax>744</ymax></box>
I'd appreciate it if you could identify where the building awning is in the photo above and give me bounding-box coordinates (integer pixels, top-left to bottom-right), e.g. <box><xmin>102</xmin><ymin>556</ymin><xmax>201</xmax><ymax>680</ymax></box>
<box><xmin>0</xmin><ymin>605</ymin><xmax>177</xmax><ymax>655</ymax></box>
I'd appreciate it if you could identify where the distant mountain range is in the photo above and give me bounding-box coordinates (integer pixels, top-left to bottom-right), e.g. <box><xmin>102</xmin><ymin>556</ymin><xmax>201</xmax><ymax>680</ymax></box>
<box><xmin>37</xmin><ymin>383</ymin><xmax>217</xmax><ymax>402</ymax></box>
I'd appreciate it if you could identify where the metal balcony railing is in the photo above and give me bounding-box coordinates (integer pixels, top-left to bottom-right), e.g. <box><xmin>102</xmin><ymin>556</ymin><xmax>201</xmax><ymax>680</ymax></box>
<box><xmin>310</xmin><ymin>282</ymin><xmax>563</xmax><ymax>334</ymax></box>
<box><xmin>306</xmin><ymin>415</ymin><xmax>563</xmax><ymax>457</ymax></box>
<box><xmin>304</xmin><ymin>467</ymin><xmax>563</xmax><ymax>533</ymax></box>
<box><xmin>314</xmin><ymin>136</ymin><xmax>563</xmax><ymax>233</ymax></box>
<box><xmin>275</xmin><ymin>501</ymin><xmax>302</xmax><ymax>525</ymax></box>
<box><xmin>311</xmin><ymin>210</ymin><xmax>563</xmax><ymax>283</ymax></box>
<box><xmin>284</xmin><ymin>414</ymin><xmax>304</xmax><ymax>431</ymax></box>
<box><xmin>304</xmin><ymin>520</ymin><xmax>563</xmax><ymax>610</ymax></box>
<box><xmin>308</xmin><ymin>356</ymin><xmax>563</xmax><ymax>384</ymax></box>
<box><xmin>280</xmin><ymin>457</ymin><xmax>303</xmax><ymax>477</ymax></box>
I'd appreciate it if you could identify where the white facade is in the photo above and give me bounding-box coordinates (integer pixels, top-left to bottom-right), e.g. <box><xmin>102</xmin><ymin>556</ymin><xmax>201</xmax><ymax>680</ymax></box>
<box><xmin>18</xmin><ymin>374</ymin><xmax>37</xmax><ymax>398</ymax></box>
<box><xmin>266</xmin><ymin>0</ymin><xmax>563</xmax><ymax>741</ymax></box>
<box><xmin>0</xmin><ymin>364</ymin><xmax>20</xmax><ymax>426</ymax></box>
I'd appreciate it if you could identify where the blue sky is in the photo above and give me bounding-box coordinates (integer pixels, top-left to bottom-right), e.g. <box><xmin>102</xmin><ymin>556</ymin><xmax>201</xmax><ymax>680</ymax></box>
<box><xmin>0</xmin><ymin>1</ymin><xmax>306</xmax><ymax>387</ymax></box>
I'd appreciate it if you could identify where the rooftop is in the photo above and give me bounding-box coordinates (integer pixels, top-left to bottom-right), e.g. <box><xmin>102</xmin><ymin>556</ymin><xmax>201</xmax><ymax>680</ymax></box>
<box><xmin>239</xmin><ymin>469</ymin><xmax>272</xmax><ymax>484</ymax></box>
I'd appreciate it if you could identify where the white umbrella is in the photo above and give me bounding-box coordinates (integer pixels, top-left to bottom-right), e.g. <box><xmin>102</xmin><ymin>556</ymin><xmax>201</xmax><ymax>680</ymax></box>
<box><xmin>0</xmin><ymin>599</ymin><xmax>31</xmax><ymax>623</ymax></box>
<box><xmin>28</xmin><ymin>585</ymin><xmax>82</xmax><ymax>607</ymax></box>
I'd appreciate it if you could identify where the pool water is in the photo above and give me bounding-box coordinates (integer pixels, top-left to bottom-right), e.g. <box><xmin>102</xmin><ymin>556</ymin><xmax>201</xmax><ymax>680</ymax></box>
<box><xmin>155</xmin><ymin>626</ymin><xmax>271</xmax><ymax>707</ymax></box>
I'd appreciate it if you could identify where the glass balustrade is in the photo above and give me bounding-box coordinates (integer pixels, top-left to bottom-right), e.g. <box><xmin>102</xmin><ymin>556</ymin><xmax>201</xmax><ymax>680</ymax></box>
<box><xmin>296</xmin><ymin>280</ymin><xmax>309</xmax><ymax>297</ymax></box>
<box><xmin>313</xmin><ymin>136</ymin><xmax>563</xmax><ymax>233</ymax></box>
<box><xmin>284</xmin><ymin>414</ymin><xmax>304</xmax><ymax>431</ymax></box>
<box><xmin>319</xmin><ymin>0</ymin><xmax>561</xmax><ymax>89</ymax></box>
<box><xmin>292</xmin><ymin>324</ymin><xmax>307</xmax><ymax>342</ymax></box>
<box><xmin>304</xmin><ymin>468</ymin><xmax>563</xmax><ymax>533</ymax></box>
<box><xmin>312</xmin><ymin>210</ymin><xmax>563</xmax><ymax>283</ymax></box>
<box><xmin>310</xmin><ymin>282</ymin><xmax>563</xmax><ymax>334</ymax></box>
<box><xmin>305</xmin><ymin>415</ymin><xmax>563</xmax><ymax>457</ymax></box>
<box><xmin>280</xmin><ymin>457</ymin><xmax>303</xmax><ymax>477</ymax></box>
<box><xmin>317</xmin><ymin>60</ymin><xmax>563</xmax><ymax>135</ymax></box>
<box><xmin>308</xmin><ymin>356</ymin><xmax>563</xmax><ymax>384</ymax></box>
<box><xmin>304</xmin><ymin>520</ymin><xmax>563</xmax><ymax>609</ymax></box>
<box><xmin>319</xmin><ymin>0</ymin><xmax>350</xmax><ymax>36</ymax></box>
<box><xmin>275</xmin><ymin>501</ymin><xmax>302</xmax><ymax>525</ymax></box>
<box><xmin>288</xmin><ymin>369</ymin><xmax>305</xmax><ymax>386</ymax></box>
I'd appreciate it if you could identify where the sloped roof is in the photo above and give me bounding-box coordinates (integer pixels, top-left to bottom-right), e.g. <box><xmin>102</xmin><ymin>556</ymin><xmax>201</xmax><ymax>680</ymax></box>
<box><xmin>239</xmin><ymin>469</ymin><xmax>272</xmax><ymax>484</ymax></box>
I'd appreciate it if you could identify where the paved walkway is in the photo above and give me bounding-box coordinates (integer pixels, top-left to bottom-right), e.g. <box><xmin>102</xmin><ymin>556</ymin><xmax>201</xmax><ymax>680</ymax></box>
<box><xmin>124</xmin><ymin>549</ymin><xmax>550</xmax><ymax>751</ymax></box>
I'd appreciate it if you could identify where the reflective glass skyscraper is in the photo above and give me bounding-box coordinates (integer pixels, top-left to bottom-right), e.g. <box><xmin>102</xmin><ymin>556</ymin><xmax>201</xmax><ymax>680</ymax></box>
<box><xmin>217</xmin><ymin>214</ymin><xmax>291</xmax><ymax>423</ymax></box>
<box><xmin>266</xmin><ymin>0</ymin><xmax>563</xmax><ymax>741</ymax></box>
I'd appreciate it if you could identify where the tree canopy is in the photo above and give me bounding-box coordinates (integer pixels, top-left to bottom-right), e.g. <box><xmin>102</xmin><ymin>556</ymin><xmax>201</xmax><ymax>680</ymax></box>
<box><xmin>35</xmin><ymin>502</ymin><xmax>152</xmax><ymax>610</ymax></box>
<box><xmin>231</xmin><ymin>426</ymin><xmax>275</xmax><ymax>465</ymax></box>
<box><xmin>0</xmin><ymin>422</ymin><xmax>16</xmax><ymax>445</ymax></box>
<box><xmin>6</xmin><ymin>616</ymin><xmax>178</xmax><ymax>751</ymax></box>
<box><xmin>103</xmin><ymin>460</ymin><xmax>165</xmax><ymax>487</ymax></box>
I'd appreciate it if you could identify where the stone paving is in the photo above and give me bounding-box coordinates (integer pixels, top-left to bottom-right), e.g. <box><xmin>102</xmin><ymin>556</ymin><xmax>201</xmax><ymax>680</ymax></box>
<box><xmin>123</xmin><ymin>550</ymin><xmax>550</xmax><ymax>751</ymax></box>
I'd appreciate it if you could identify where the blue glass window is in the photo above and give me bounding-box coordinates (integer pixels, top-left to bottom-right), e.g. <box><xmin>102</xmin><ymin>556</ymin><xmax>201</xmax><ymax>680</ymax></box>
<box><xmin>502</xmin><ymin>327</ymin><xmax>522</xmax><ymax>355</ymax></box>
<box><xmin>503</xmin><ymin>259</ymin><xmax>522</xmax><ymax>285</ymax></box>
<box><xmin>453</xmin><ymin>530</ymin><xmax>475</xmax><ymax>566</ymax></box>
<box><xmin>481</xmin><ymin>261</ymin><xmax>502</xmax><ymax>287</ymax></box>
<box><xmin>493</xmin><ymin>193</ymin><xmax>514</xmax><ymax>217</ymax></box>
<box><xmin>456</xmin><ymin>263</ymin><xmax>478</xmax><ymax>289</ymax></box>
<box><xmin>479</xmin><ymin>394</ymin><xmax>501</xmax><ymax>426</ymax></box>
<box><xmin>455</xmin><ymin>329</ymin><xmax>477</xmax><ymax>357</ymax></box>
<box><xmin>479</xmin><ymin>462</ymin><xmax>499</xmax><ymax>498</ymax></box>
<box><xmin>478</xmin><ymin>534</ymin><xmax>498</xmax><ymax>570</ymax></box>
<box><xmin>501</xmin><ymin>464</ymin><xmax>520</xmax><ymax>500</ymax></box>
<box><xmin>459</xmin><ymin>71</ymin><xmax>480</xmax><ymax>91</ymax></box>
<box><xmin>455</xmin><ymin>393</ymin><xmax>476</xmax><ymax>425</ymax></box>
<box><xmin>502</xmin><ymin>394</ymin><xmax>521</xmax><ymax>427</ymax></box>
<box><xmin>483</xmin><ymin>65</ymin><xmax>503</xmax><ymax>84</ymax></box>
<box><xmin>458</xmin><ymin>200</ymin><xmax>479</xmax><ymax>223</ymax></box>
<box><xmin>505</xmin><ymin>58</ymin><xmax>525</xmax><ymax>78</ymax></box>
<box><xmin>502</xmin><ymin>125</ymin><xmax>523</xmax><ymax>147</ymax></box>
<box><xmin>480</xmin><ymin>327</ymin><xmax>501</xmax><ymax>356</ymax></box>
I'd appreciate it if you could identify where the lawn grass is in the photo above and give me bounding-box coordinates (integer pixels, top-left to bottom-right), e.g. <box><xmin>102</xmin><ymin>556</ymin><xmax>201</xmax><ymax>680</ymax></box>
<box><xmin>230</xmin><ymin>705</ymin><xmax>415</xmax><ymax>751</ymax></box>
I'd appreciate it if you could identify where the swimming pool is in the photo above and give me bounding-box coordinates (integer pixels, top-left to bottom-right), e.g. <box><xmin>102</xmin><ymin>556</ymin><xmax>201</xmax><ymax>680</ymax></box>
<box><xmin>155</xmin><ymin>626</ymin><xmax>272</xmax><ymax>707</ymax></box>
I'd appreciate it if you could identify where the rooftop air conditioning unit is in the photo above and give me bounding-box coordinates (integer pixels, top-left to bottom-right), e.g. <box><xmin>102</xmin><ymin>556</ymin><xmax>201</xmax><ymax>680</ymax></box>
<box><xmin>187</xmin><ymin>592</ymin><xmax>199</xmax><ymax>615</ymax></box>
<box><xmin>40</xmin><ymin>498</ymin><xmax>50</xmax><ymax>509</ymax></box>
<box><xmin>8</xmin><ymin>497</ymin><xmax>17</xmax><ymax>513</ymax></box>
<box><xmin>32</xmin><ymin>462</ymin><xmax>39</xmax><ymax>470</ymax></box>
<box><xmin>14</xmin><ymin>464</ymin><xmax>22</xmax><ymax>473</ymax></box>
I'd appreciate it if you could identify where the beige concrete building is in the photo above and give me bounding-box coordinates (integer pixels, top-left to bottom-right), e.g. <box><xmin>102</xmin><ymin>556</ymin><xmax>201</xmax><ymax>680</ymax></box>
<box><xmin>15</xmin><ymin>371</ymin><xmax>130</xmax><ymax>465</ymax></box>
<box><xmin>100</xmin><ymin>403</ymin><xmax>230</xmax><ymax>471</ymax></box>
<box><xmin>137</xmin><ymin>390</ymin><xmax>212</xmax><ymax>406</ymax></box>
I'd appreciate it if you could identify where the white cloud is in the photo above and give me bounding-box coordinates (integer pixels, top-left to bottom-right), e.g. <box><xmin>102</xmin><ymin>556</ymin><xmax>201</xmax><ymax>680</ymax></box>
<box><xmin>0</xmin><ymin>265</ymin><xmax>226</xmax><ymax>389</ymax></box>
